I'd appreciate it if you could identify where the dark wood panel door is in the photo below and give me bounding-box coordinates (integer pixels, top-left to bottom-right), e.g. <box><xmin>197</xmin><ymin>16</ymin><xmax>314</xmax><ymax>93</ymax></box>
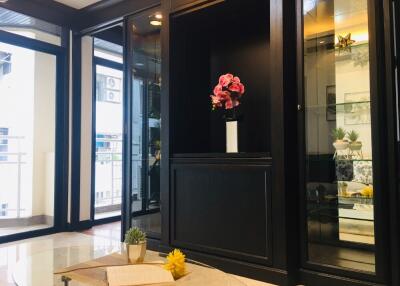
<box><xmin>171</xmin><ymin>161</ymin><xmax>272</xmax><ymax>265</ymax></box>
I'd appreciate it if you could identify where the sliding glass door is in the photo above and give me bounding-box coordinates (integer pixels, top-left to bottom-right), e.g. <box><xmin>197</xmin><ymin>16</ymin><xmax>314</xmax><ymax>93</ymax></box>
<box><xmin>0</xmin><ymin>10</ymin><xmax>66</xmax><ymax>240</ymax></box>
<box><xmin>94</xmin><ymin>63</ymin><xmax>123</xmax><ymax>220</ymax></box>
<box><xmin>93</xmin><ymin>36</ymin><xmax>124</xmax><ymax>221</ymax></box>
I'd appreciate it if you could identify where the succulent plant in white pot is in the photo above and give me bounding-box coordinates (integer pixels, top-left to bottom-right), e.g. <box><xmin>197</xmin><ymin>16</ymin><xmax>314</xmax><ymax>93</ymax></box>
<box><xmin>332</xmin><ymin>127</ymin><xmax>348</xmax><ymax>151</ymax></box>
<box><xmin>124</xmin><ymin>227</ymin><xmax>146</xmax><ymax>264</ymax></box>
<box><xmin>347</xmin><ymin>130</ymin><xmax>362</xmax><ymax>151</ymax></box>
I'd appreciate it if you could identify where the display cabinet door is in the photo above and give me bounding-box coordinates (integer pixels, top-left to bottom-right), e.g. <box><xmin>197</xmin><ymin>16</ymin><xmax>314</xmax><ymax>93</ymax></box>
<box><xmin>300</xmin><ymin>0</ymin><xmax>390</xmax><ymax>282</ymax></box>
<box><xmin>124</xmin><ymin>7</ymin><xmax>162</xmax><ymax>239</ymax></box>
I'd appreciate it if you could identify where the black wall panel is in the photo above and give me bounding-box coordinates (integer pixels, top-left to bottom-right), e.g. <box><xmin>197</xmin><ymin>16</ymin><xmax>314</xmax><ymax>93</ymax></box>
<box><xmin>171</xmin><ymin>160</ymin><xmax>272</xmax><ymax>265</ymax></box>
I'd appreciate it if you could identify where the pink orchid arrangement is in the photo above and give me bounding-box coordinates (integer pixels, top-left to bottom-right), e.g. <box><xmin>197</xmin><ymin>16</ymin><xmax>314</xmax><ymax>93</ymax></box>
<box><xmin>210</xmin><ymin>73</ymin><xmax>245</xmax><ymax>110</ymax></box>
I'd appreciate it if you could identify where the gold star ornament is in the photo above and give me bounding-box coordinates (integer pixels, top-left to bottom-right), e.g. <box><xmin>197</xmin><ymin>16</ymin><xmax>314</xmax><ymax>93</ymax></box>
<box><xmin>336</xmin><ymin>33</ymin><xmax>356</xmax><ymax>53</ymax></box>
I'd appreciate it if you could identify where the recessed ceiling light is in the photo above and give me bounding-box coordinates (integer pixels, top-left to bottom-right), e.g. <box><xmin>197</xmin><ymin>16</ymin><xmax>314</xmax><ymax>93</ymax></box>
<box><xmin>149</xmin><ymin>13</ymin><xmax>163</xmax><ymax>26</ymax></box>
<box><xmin>150</xmin><ymin>20</ymin><xmax>162</xmax><ymax>26</ymax></box>
<box><xmin>135</xmin><ymin>63</ymin><xmax>144</xmax><ymax>67</ymax></box>
<box><xmin>0</xmin><ymin>0</ymin><xmax>9</xmax><ymax>3</ymax></box>
<box><xmin>319</xmin><ymin>41</ymin><xmax>325</xmax><ymax>44</ymax></box>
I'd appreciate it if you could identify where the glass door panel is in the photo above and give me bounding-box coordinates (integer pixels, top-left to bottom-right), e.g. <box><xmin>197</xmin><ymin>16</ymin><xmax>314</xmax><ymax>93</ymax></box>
<box><xmin>0</xmin><ymin>42</ymin><xmax>57</xmax><ymax>236</ymax></box>
<box><xmin>128</xmin><ymin>7</ymin><xmax>162</xmax><ymax>236</ymax></box>
<box><xmin>94</xmin><ymin>65</ymin><xmax>123</xmax><ymax>220</ymax></box>
<box><xmin>303</xmin><ymin>0</ymin><xmax>375</xmax><ymax>272</ymax></box>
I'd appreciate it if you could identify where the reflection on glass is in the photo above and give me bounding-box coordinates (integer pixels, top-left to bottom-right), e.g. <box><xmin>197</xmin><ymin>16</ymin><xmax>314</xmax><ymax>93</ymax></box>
<box><xmin>0</xmin><ymin>7</ymin><xmax>61</xmax><ymax>45</ymax></box>
<box><xmin>0</xmin><ymin>42</ymin><xmax>56</xmax><ymax>236</ymax></box>
<box><xmin>94</xmin><ymin>65</ymin><xmax>123</xmax><ymax>220</ymax></box>
<box><xmin>304</xmin><ymin>0</ymin><xmax>375</xmax><ymax>272</ymax></box>
<box><xmin>129</xmin><ymin>8</ymin><xmax>162</xmax><ymax>236</ymax></box>
<box><xmin>94</xmin><ymin>38</ymin><xmax>123</xmax><ymax>64</ymax></box>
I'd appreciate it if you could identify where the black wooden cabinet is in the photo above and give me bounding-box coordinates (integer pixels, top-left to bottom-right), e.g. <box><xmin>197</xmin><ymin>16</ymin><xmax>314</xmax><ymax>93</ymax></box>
<box><xmin>171</xmin><ymin>158</ymin><xmax>272</xmax><ymax>265</ymax></box>
<box><xmin>158</xmin><ymin>0</ymin><xmax>400</xmax><ymax>285</ymax></box>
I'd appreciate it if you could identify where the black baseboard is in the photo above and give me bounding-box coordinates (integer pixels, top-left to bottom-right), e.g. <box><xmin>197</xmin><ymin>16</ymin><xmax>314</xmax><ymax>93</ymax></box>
<box><xmin>299</xmin><ymin>269</ymin><xmax>385</xmax><ymax>286</ymax></box>
<box><xmin>158</xmin><ymin>244</ymin><xmax>289</xmax><ymax>286</ymax></box>
<box><xmin>93</xmin><ymin>216</ymin><xmax>121</xmax><ymax>226</ymax></box>
<box><xmin>67</xmin><ymin>220</ymin><xmax>93</xmax><ymax>231</ymax></box>
<box><xmin>0</xmin><ymin>227</ymin><xmax>56</xmax><ymax>244</ymax></box>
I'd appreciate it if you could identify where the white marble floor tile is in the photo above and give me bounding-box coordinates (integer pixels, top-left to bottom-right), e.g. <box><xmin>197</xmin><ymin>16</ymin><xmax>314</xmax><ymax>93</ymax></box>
<box><xmin>0</xmin><ymin>231</ymin><xmax>276</xmax><ymax>286</ymax></box>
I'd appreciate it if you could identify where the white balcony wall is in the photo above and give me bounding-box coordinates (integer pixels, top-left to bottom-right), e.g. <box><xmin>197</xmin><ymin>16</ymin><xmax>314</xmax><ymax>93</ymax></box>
<box><xmin>32</xmin><ymin>49</ymin><xmax>56</xmax><ymax>217</ymax></box>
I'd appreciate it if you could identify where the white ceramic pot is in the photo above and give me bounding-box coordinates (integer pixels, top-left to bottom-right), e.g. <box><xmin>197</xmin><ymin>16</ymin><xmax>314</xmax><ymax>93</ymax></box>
<box><xmin>226</xmin><ymin>121</ymin><xmax>238</xmax><ymax>153</ymax></box>
<box><xmin>349</xmin><ymin>141</ymin><xmax>362</xmax><ymax>151</ymax></box>
<box><xmin>333</xmin><ymin>140</ymin><xmax>349</xmax><ymax>151</ymax></box>
<box><xmin>126</xmin><ymin>242</ymin><xmax>147</xmax><ymax>264</ymax></box>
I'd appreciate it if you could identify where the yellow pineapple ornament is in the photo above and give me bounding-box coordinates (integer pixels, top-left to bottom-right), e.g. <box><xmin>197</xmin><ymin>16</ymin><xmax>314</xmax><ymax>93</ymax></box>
<box><xmin>164</xmin><ymin>249</ymin><xmax>187</xmax><ymax>279</ymax></box>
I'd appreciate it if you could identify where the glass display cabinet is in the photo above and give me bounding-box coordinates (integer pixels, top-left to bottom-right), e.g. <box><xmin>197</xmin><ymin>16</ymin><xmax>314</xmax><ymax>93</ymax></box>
<box><xmin>301</xmin><ymin>0</ymin><xmax>384</xmax><ymax>277</ymax></box>
<box><xmin>126</xmin><ymin>7</ymin><xmax>162</xmax><ymax>238</ymax></box>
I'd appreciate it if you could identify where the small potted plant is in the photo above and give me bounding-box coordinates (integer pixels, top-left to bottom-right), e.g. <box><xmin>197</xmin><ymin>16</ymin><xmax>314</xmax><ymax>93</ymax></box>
<box><xmin>332</xmin><ymin>127</ymin><xmax>348</xmax><ymax>150</ymax></box>
<box><xmin>124</xmin><ymin>227</ymin><xmax>146</xmax><ymax>263</ymax></box>
<box><xmin>347</xmin><ymin>130</ymin><xmax>362</xmax><ymax>151</ymax></box>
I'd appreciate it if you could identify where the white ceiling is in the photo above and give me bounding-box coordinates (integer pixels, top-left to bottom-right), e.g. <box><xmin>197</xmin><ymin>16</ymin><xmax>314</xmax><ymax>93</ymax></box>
<box><xmin>54</xmin><ymin>0</ymin><xmax>103</xmax><ymax>9</ymax></box>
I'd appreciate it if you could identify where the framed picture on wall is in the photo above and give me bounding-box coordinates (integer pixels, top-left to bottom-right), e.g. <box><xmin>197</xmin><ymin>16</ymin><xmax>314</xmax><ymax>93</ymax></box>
<box><xmin>326</xmin><ymin>85</ymin><xmax>336</xmax><ymax>121</ymax></box>
<box><xmin>344</xmin><ymin>91</ymin><xmax>371</xmax><ymax>125</ymax></box>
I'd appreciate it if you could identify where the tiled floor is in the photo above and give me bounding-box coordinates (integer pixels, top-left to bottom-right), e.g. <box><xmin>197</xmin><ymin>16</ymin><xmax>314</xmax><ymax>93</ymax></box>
<box><xmin>0</xmin><ymin>232</ymin><xmax>120</xmax><ymax>286</ymax></box>
<box><xmin>82</xmin><ymin>221</ymin><xmax>121</xmax><ymax>241</ymax></box>
<box><xmin>0</xmin><ymin>224</ymin><xmax>52</xmax><ymax>237</ymax></box>
<box><xmin>83</xmin><ymin>212</ymin><xmax>161</xmax><ymax>241</ymax></box>
<box><xmin>0</xmin><ymin>223</ymin><xmax>275</xmax><ymax>286</ymax></box>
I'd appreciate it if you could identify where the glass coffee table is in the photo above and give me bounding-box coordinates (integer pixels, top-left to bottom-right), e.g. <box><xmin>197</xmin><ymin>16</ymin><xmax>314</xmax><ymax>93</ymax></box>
<box><xmin>13</xmin><ymin>244</ymin><xmax>246</xmax><ymax>286</ymax></box>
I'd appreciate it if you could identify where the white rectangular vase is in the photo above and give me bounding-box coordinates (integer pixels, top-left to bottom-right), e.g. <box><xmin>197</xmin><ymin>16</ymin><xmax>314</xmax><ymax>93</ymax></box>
<box><xmin>226</xmin><ymin>121</ymin><xmax>238</xmax><ymax>153</ymax></box>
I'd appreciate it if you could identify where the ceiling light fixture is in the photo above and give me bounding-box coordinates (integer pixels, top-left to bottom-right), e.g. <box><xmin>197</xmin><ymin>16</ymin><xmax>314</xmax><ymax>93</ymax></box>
<box><xmin>150</xmin><ymin>20</ymin><xmax>162</xmax><ymax>26</ymax></box>
<box><xmin>0</xmin><ymin>0</ymin><xmax>9</xmax><ymax>3</ymax></box>
<box><xmin>149</xmin><ymin>13</ymin><xmax>163</xmax><ymax>26</ymax></box>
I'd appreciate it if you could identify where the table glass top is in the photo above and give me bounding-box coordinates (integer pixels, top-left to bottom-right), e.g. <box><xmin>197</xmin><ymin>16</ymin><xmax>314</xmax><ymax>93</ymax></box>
<box><xmin>13</xmin><ymin>244</ymin><xmax>246</xmax><ymax>286</ymax></box>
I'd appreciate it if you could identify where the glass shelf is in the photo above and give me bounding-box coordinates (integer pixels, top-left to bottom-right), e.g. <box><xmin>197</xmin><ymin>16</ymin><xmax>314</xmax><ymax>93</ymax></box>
<box><xmin>306</xmin><ymin>100</ymin><xmax>370</xmax><ymax>111</ymax></box>
<box><xmin>334</xmin><ymin>158</ymin><xmax>372</xmax><ymax>162</ymax></box>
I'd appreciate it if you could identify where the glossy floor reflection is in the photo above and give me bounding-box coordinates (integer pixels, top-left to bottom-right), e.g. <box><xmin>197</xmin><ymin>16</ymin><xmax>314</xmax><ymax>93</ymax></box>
<box><xmin>0</xmin><ymin>226</ymin><xmax>275</xmax><ymax>286</ymax></box>
<box><xmin>308</xmin><ymin>242</ymin><xmax>375</xmax><ymax>273</ymax></box>
<box><xmin>82</xmin><ymin>221</ymin><xmax>121</xmax><ymax>241</ymax></box>
<box><xmin>0</xmin><ymin>224</ymin><xmax>52</xmax><ymax>237</ymax></box>
<box><xmin>0</xmin><ymin>232</ymin><xmax>120</xmax><ymax>286</ymax></box>
<box><xmin>132</xmin><ymin>212</ymin><xmax>161</xmax><ymax>235</ymax></box>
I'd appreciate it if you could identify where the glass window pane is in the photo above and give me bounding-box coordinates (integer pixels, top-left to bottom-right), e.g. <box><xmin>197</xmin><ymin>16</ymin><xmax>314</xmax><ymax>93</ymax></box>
<box><xmin>129</xmin><ymin>8</ymin><xmax>162</xmax><ymax>237</ymax></box>
<box><xmin>303</xmin><ymin>0</ymin><xmax>375</xmax><ymax>273</ymax></box>
<box><xmin>0</xmin><ymin>41</ymin><xmax>56</xmax><ymax>236</ymax></box>
<box><xmin>0</xmin><ymin>8</ymin><xmax>62</xmax><ymax>46</ymax></box>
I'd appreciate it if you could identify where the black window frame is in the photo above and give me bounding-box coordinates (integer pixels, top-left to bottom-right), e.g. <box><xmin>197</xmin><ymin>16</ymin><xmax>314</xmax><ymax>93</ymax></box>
<box><xmin>0</xmin><ymin>27</ymin><xmax>69</xmax><ymax>244</ymax></box>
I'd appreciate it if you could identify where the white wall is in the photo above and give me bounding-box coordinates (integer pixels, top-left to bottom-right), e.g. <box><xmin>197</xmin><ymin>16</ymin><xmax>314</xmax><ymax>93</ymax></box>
<box><xmin>79</xmin><ymin>36</ymin><xmax>93</xmax><ymax>221</ymax></box>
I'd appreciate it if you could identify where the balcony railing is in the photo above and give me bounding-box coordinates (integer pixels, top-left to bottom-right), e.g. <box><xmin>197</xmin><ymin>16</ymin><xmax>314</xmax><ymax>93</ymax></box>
<box><xmin>0</xmin><ymin>135</ymin><xmax>26</xmax><ymax>218</ymax></box>
<box><xmin>95</xmin><ymin>136</ymin><xmax>122</xmax><ymax>213</ymax></box>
